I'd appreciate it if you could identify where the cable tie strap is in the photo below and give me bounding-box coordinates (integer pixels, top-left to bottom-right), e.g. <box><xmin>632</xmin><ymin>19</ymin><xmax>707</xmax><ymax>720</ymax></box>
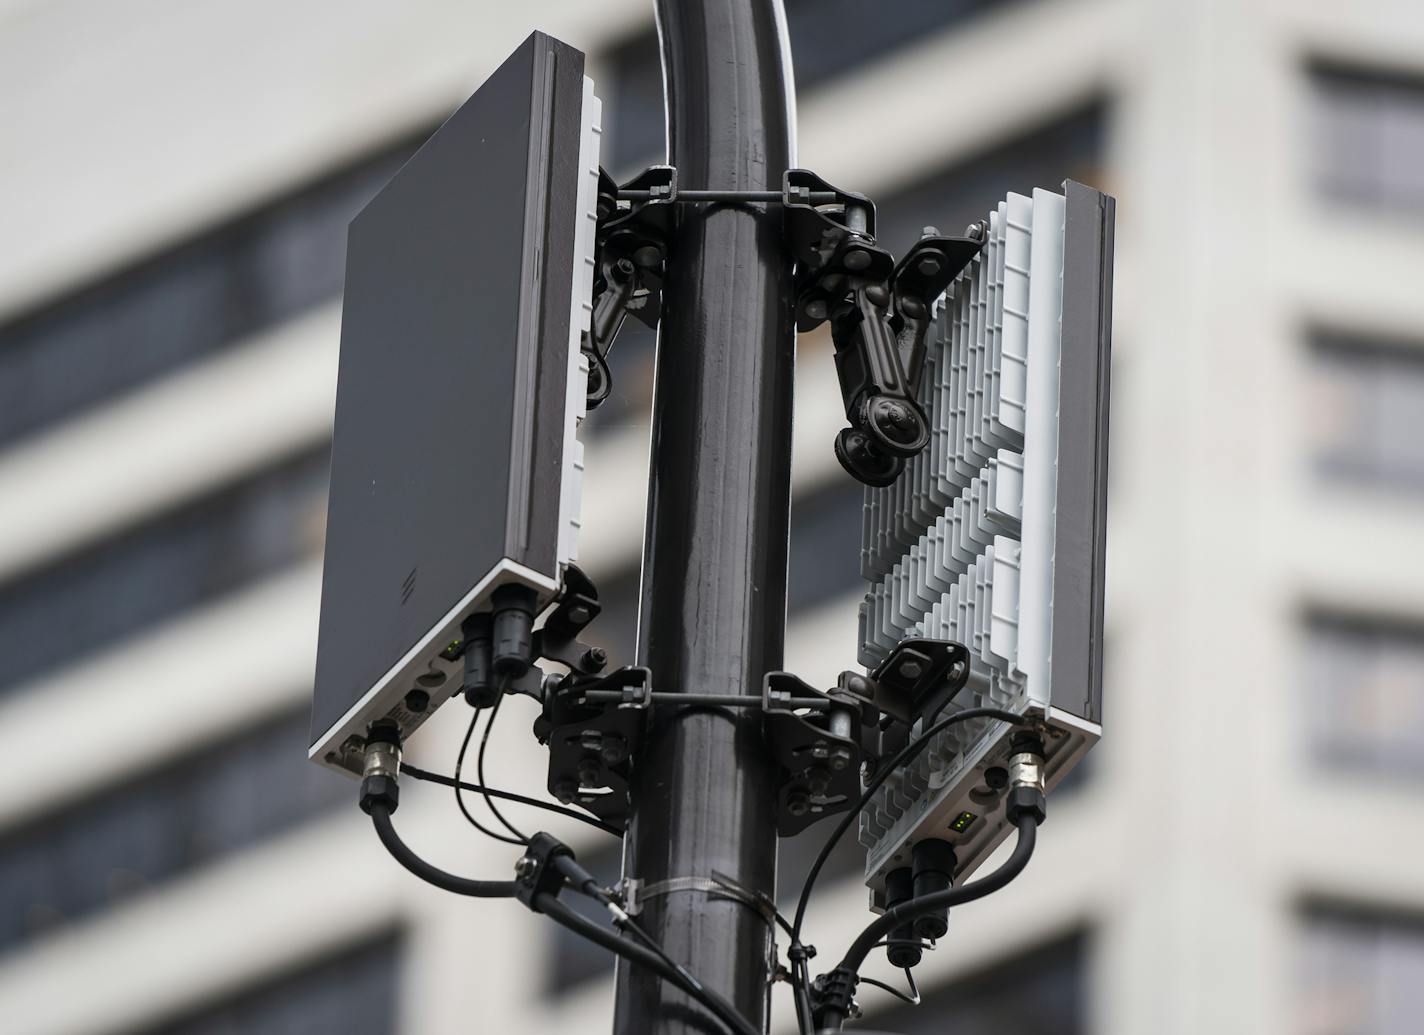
<box><xmin>620</xmin><ymin>873</ymin><xmax>776</xmax><ymax>929</ymax></box>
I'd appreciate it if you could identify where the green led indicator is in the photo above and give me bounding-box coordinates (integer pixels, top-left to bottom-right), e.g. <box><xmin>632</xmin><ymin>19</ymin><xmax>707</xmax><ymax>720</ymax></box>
<box><xmin>950</xmin><ymin>810</ymin><xmax>977</xmax><ymax>833</ymax></box>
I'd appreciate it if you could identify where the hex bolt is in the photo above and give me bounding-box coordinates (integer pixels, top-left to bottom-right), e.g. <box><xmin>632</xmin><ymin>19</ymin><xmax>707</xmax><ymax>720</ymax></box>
<box><xmin>916</xmin><ymin>255</ymin><xmax>942</xmax><ymax>278</ymax></box>
<box><xmin>843</xmin><ymin>248</ymin><xmax>871</xmax><ymax>271</ymax></box>
<box><xmin>600</xmin><ymin>736</ymin><xmax>627</xmax><ymax>767</ymax></box>
<box><xmin>581</xmin><ymin>647</ymin><xmax>608</xmax><ymax>672</ymax></box>
<box><xmin>828</xmin><ymin>746</ymin><xmax>853</xmax><ymax>773</ymax></box>
<box><xmin>806</xmin><ymin>767</ymin><xmax>832</xmax><ymax>795</ymax></box>
<box><xmin>614</xmin><ymin>257</ymin><xmax>636</xmax><ymax>279</ymax></box>
<box><xmin>787</xmin><ymin>790</ymin><xmax>811</xmax><ymax>817</ymax></box>
<box><xmin>553</xmin><ymin>777</ymin><xmax>579</xmax><ymax>802</ymax></box>
<box><xmin>897</xmin><ymin>658</ymin><xmax>924</xmax><ymax>680</ymax></box>
<box><xmin>577</xmin><ymin>758</ymin><xmax>602</xmax><ymax>788</ymax></box>
<box><xmin>566</xmin><ymin>604</ymin><xmax>592</xmax><ymax>626</ymax></box>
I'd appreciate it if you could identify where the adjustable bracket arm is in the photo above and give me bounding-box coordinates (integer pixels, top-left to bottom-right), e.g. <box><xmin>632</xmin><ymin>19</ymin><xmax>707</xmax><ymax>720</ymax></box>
<box><xmin>782</xmin><ymin>168</ymin><xmax>986</xmax><ymax>486</ymax></box>
<box><xmin>584</xmin><ymin>167</ymin><xmax>676</xmax><ymax>409</ymax></box>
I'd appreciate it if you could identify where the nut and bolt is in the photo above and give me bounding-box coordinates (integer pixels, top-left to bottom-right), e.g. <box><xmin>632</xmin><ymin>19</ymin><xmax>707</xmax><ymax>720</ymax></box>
<box><xmin>843</xmin><ymin>248</ymin><xmax>871</xmax><ymax>271</ymax></box>
<box><xmin>577</xmin><ymin>759</ymin><xmax>602</xmax><ymax>788</ymax></box>
<box><xmin>897</xmin><ymin>658</ymin><xmax>924</xmax><ymax>680</ymax></box>
<box><xmin>566</xmin><ymin>604</ymin><xmax>592</xmax><ymax>626</ymax></box>
<box><xmin>581</xmin><ymin>647</ymin><xmax>608</xmax><ymax>672</ymax></box>
<box><xmin>553</xmin><ymin>777</ymin><xmax>579</xmax><ymax>802</ymax></box>
<box><xmin>828</xmin><ymin>746</ymin><xmax>854</xmax><ymax>773</ymax></box>
<box><xmin>916</xmin><ymin>255</ymin><xmax>942</xmax><ymax>278</ymax></box>
<box><xmin>600</xmin><ymin>736</ymin><xmax>627</xmax><ymax>766</ymax></box>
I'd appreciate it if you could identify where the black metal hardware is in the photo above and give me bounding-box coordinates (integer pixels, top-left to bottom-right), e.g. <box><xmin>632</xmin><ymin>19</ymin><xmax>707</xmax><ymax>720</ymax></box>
<box><xmin>761</xmin><ymin>673</ymin><xmax>865</xmax><ymax>836</ymax></box>
<box><xmin>585</xmin><ymin>167</ymin><xmax>676</xmax><ymax>409</ymax></box>
<box><xmin>533</xmin><ymin>665</ymin><xmax>652</xmax><ymax>826</ymax></box>
<box><xmin>869</xmin><ymin>637</ymin><xmax>972</xmax><ymax>726</ymax></box>
<box><xmin>782</xmin><ymin>168</ymin><xmax>986</xmax><ymax>486</ymax></box>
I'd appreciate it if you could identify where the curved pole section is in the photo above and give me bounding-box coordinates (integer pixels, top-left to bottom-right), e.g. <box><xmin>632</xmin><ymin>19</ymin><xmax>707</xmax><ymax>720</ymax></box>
<box><xmin>614</xmin><ymin>1</ymin><xmax>797</xmax><ymax>1033</ymax></box>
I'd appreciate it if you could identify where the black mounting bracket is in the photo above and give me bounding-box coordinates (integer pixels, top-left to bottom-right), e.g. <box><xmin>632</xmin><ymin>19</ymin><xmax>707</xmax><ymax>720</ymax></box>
<box><xmin>587</xmin><ymin>165</ymin><xmax>984</xmax><ymax>486</ymax></box>
<box><xmin>533</xmin><ymin>665</ymin><xmax>651</xmax><ymax>827</ymax></box>
<box><xmin>782</xmin><ymin>169</ymin><xmax>986</xmax><ymax>486</ymax></box>
<box><xmin>761</xmin><ymin>673</ymin><xmax>867</xmax><ymax>836</ymax></box>
<box><xmin>866</xmin><ymin>637</ymin><xmax>972</xmax><ymax>727</ymax></box>
<box><xmin>586</xmin><ymin>166</ymin><xmax>677</xmax><ymax>409</ymax></box>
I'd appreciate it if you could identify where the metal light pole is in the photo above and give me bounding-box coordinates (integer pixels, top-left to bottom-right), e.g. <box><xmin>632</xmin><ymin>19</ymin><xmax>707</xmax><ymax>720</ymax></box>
<box><xmin>613</xmin><ymin>1</ymin><xmax>796</xmax><ymax>1032</ymax></box>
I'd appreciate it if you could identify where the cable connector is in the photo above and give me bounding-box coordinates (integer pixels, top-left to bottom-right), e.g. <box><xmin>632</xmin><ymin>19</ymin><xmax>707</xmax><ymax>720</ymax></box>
<box><xmin>359</xmin><ymin>725</ymin><xmax>402</xmax><ymax>815</ymax></box>
<box><xmin>1004</xmin><ymin>743</ymin><xmax>1046</xmax><ymax>826</ymax></box>
<box><xmin>810</xmin><ymin>966</ymin><xmax>860</xmax><ymax>1030</ymax></box>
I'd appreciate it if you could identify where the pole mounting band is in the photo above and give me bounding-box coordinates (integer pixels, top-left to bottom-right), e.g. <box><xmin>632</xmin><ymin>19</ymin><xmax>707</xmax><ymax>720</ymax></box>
<box><xmin>620</xmin><ymin>871</ymin><xmax>777</xmax><ymax>929</ymax></box>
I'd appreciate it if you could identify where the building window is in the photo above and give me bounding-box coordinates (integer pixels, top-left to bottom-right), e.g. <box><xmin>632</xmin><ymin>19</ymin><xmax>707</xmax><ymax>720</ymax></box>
<box><xmin>1309</xmin><ymin>65</ymin><xmax>1424</xmax><ymax>213</ymax></box>
<box><xmin>875</xmin><ymin>104</ymin><xmax>1107</xmax><ymax>254</ymax></box>
<box><xmin>1308</xmin><ymin>335</ymin><xmax>1424</xmax><ymax>495</ymax></box>
<box><xmin>1300</xmin><ymin>907</ymin><xmax>1424</xmax><ymax>1035</ymax></box>
<box><xmin>137</xmin><ymin>933</ymin><xmax>402</xmax><ymax>1035</ymax></box>
<box><xmin>0</xmin><ymin>444</ymin><xmax>330</xmax><ymax>696</ymax></box>
<box><xmin>0</xmin><ymin>707</ymin><xmax>350</xmax><ymax>953</ymax></box>
<box><xmin>867</xmin><ymin>933</ymin><xmax>1087</xmax><ymax>1034</ymax></box>
<box><xmin>601</xmin><ymin>0</ymin><xmax>1017</xmax><ymax>171</ymax></box>
<box><xmin>0</xmin><ymin>136</ymin><xmax>424</xmax><ymax>450</ymax></box>
<box><xmin>1304</xmin><ymin>616</ymin><xmax>1424</xmax><ymax>776</ymax></box>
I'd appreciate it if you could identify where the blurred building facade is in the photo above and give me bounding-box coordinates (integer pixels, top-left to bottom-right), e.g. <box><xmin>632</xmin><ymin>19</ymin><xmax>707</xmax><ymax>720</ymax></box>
<box><xmin>1</xmin><ymin>0</ymin><xmax>1422</xmax><ymax>1032</ymax></box>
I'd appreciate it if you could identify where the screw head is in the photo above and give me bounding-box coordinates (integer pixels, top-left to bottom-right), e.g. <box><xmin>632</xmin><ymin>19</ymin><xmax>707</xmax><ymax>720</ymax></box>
<box><xmin>566</xmin><ymin>604</ymin><xmax>592</xmax><ymax>626</ymax></box>
<box><xmin>514</xmin><ymin>855</ymin><xmax>537</xmax><ymax>879</ymax></box>
<box><xmin>828</xmin><ymin>747</ymin><xmax>853</xmax><ymax>772</ymax></box>
<box><xmin>577</xmin><ymin>759</ymin><xmax>602</xmax><ymax>787</ymax></box>
<box><xmin>553</xmin><ymin>778</ymin><xmax>579</xmax><ymax>802</ymax></box>
<box><xmin>843</xmin><ymin>248</ymin><xmax>871</xmax><ymax>271</ymax></box>
<box><xmin>871</xmin><ymin>401</ymin><xmax>921</xmax><ymax>446</ymax></box>
<box><xmin>898</xmin><ymin>658</ymin><xmax>924</xmax><ymax>680</ymax></box>
<box><xmin>600</xmin><ymin>735</ymin><xmax>627</xmax><ymax>766</ymax></box>
<box><xmin>787</xmin><ymin>790</ymin><xmax>810</xmax><ymax>817</ymax></box>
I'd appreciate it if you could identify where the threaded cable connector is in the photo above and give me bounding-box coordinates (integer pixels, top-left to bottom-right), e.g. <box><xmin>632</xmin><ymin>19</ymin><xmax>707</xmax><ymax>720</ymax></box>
<box><xmin>359</xmin><ymin>726</ymin><xmax>402</xmax><ymax>815</ymax></box>
<box><xmin>1005</xmin><ymin>748</ymin><xmax>1046</xmax><ymax>825</ymax></box>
